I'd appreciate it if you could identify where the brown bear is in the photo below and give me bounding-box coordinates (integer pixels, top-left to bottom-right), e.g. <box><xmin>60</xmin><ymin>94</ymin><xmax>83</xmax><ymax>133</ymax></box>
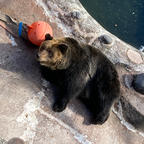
<box><xmin>37</xmin><ymin>34</ymin><xmax>120</xmax><ymax>125</ymax></box>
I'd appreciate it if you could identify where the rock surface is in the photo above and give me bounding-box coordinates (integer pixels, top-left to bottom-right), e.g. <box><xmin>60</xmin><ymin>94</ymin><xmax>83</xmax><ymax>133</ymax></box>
<box><xmin>7</xmin><ymin>138</ymin><xmax>25</xmax><ymax>144</ymax></box>
<box><xmin>0</xmin><ymin>0</ymin><xmax>144</xmax><ymax>144</ymax></box>
<box><xmin>132</xmin><ymin>73</ymin><xmax>144</xmax><ymax>94</ymax></box>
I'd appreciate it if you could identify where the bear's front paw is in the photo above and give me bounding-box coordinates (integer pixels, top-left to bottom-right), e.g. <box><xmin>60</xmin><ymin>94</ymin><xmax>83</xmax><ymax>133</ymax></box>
<box><xmin>52</xmin><ymin>102</ymin><xmax>67</xmax><ymax>112</ymax></box>
<box><xmin>90</xmin><ymin>113</ymin><xmax>109</xmax><ymax>125</ymax></box>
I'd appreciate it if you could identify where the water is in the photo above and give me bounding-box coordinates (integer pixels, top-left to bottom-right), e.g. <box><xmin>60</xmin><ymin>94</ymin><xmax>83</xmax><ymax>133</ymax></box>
<box><xmin>80</xmin><ymin>0</ymin><xmax>144</xmax><ymax>50</ymax></box>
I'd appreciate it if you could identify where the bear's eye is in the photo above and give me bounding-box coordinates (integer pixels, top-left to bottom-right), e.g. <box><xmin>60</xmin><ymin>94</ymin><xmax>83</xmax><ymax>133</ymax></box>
<box><xmin>57</xmin><ymin>44</ymin><xmax>68</xmax><ymax>54</ymax></box>
<box><xmin>47</xmin><ymin>50</ymin><xmax>53</xmax><ymax>58</ymax></box>
<box><xmin>40</xmin><ymin>46</ymin><xmax>45</xmax><ymax>51</ymax></box>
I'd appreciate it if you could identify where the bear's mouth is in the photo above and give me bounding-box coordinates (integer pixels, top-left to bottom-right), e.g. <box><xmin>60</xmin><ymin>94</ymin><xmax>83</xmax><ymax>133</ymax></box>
<box><xmin>39</xmin><ymin>62</ymin><xmax>47</xmax><ymax>66</ymax></box>
<box><xmin>39</xmin><ymin>61</ymin><xmax>57</xmax><ymax>70</ymax></box>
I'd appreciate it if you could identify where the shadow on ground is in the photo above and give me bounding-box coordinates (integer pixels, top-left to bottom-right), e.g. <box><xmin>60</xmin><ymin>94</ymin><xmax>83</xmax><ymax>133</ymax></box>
<box><xmin>0</xmin><ymin>39</ymin><xmax>90</xmax><ymax>129</ymax></box>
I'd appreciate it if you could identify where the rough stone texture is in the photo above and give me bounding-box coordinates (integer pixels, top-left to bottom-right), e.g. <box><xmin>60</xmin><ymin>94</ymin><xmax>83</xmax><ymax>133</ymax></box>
<box><xmin>0</xmin><ymin>137</ymin><xmax>6</xmax><ymax>144</ymax></box>
<box><xmin>127</xmin><ymin>49</ymin><xmax>143</xmax><ymax>64</ymax></box>
<box><xmin>98</xmin><ymin>34</ymin><xmax>113</xmax><ymax>45</ymax></box>
<box><xmin>7</xmin><ymin>138</ymin><xmax>25</xmax><ymax>144</ymax></box>
<box><xmin>0</xmin><ymin>0</ymin><xmax>144</xmax><ymax>144</ymax></box>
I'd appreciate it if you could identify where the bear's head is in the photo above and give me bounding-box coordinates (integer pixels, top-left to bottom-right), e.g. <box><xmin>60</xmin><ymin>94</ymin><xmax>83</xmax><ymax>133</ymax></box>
<box><xmin>37</xmin><ymin>34</ymin><xmax>73</xmax><ymax>70</ymax></box>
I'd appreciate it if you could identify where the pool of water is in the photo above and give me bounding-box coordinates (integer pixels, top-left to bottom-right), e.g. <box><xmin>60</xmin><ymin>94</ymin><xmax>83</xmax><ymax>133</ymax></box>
<box><xmin>80</xmin><ymin>0</ymin><xmax>144</xmax><ymax>50</ymax></box>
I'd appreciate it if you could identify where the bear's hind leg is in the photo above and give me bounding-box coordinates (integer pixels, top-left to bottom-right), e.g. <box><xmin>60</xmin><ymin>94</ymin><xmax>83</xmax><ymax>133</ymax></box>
<box><xmin>90</xmin><ymin>89</ymin><xmax>119</xmax><ymax>125</ymax></box>
<box><xmin>78</xmin><ymin>86</ymin><xmax>109</xmax><ymax>124</ymax></box>
<box><xmin>90</xmin><ymin>98</ymin><xmax>111</xmax><ymax>125</ymax></box>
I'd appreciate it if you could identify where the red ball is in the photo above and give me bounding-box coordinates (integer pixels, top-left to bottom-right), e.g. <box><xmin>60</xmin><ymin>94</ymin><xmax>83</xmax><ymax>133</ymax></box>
<box><xmin>28</xmin><ymin>21</ymin><xmax>53</xmax><ymax>46</ymax></box>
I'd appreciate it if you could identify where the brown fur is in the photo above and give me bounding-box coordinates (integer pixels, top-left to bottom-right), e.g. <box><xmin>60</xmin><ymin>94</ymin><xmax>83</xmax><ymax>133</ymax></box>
<box><xmin>37</xmin><ymin>37</ymin><xmax>120</xmax><ymax>125</ymax></box>
<box><xmin>38</xmin><ymin>38</ymin><xmax>73</xmax><ymax>70</ymax></box>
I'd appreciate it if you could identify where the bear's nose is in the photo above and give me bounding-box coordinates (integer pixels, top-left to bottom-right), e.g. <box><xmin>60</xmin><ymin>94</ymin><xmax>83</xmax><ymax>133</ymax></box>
<box><xmin>36</xmin><ymin>54</ymin><xmax>39</xmax><ymax>59</ymax></box>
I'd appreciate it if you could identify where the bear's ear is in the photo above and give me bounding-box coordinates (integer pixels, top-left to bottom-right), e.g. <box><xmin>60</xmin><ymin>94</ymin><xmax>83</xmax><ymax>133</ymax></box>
<box><xmin>58</xmin><ymin>44</ymin><xmax>68</xmax><ymax>54</ymax></box>
<box><xmin>45</xmin><ymin>33</ymin><xmax>53</xmax><ymax>40</ymax></box>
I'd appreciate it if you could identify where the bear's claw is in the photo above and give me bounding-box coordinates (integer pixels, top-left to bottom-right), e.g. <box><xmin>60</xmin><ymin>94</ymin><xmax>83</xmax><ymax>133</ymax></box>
<box><xmin>52</xmin><ymin>102</ymin><xmax>66</xmax><ymax>112</ymax></box>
